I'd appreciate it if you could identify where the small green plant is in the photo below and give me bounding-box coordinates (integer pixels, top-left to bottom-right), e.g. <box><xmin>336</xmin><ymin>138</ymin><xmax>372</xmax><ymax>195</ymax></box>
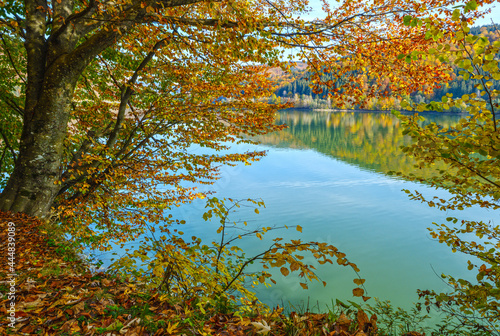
<box><xmin>363</xmin><ymin>299</ymin><xmax>431</xmax><ymax>335</ymax></box>
<box><xmin>77</xmin><ymin>316</ymin><xmax>87</xmax><ymax>330</ymax></box>
<box><xmin>104</xmin><ymin>304</ymin><xmax>122</xmax><ymax>318</ymax></box>
<box><xmin>39</xmin><ymin>261</ymin><xmax>63</xmax><ymax>277</ymax></box>
<box><xmin>95</xmin><ymin>327</ymin><xmax>106</xmax><ymax>334</ymax></box>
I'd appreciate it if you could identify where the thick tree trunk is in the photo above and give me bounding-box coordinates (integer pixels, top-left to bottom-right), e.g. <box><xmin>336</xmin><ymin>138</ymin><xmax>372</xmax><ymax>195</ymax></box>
<box><xmin>0</xmin><ymin>64</ymin><xmax>76</xmax><ymax>218</ymax></box>
<box><xmin>0</xmin><ymin>0</ymin><xmax>151</xmax><ymax>218</ymax></box>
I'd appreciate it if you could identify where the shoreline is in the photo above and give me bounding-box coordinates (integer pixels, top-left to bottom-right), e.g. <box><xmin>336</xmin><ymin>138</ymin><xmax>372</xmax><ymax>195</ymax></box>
<box><xmin>280</xmin><ymin>107</ymin><xmax>469</xmax><ymax>115</ymax></box>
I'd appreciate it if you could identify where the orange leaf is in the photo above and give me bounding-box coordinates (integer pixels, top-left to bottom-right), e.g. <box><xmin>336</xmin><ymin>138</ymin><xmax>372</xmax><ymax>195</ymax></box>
<box><xmin>353</xmin><ymin>287</ymin><xmax>364</xmax><ymax>297</ymax></box>
<box><xmin>357</xmin><ymin>309</ymin><xmax>369</xmax><ymax>327</ymax></box>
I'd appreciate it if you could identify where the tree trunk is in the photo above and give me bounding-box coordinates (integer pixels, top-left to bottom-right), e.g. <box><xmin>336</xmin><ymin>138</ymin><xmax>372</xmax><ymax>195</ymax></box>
<box><xmin>0</xmin><ymin>0</ymin><xmax>184</xmax><ymax>218</ymax></box>
<box><xmin>0</xmin><ymin>62</ymin><xmax>76</xmax><ymax>218</ymax></box>
<box><xmin>0</xmin><ymin>0</ymin><xmax>134</xmax><ymax>218</ymax></box>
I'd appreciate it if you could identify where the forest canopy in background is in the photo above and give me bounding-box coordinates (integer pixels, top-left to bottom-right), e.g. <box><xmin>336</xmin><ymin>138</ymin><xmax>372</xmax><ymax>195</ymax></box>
<box><xmin>273</xmin><ymin>24</ymin><xmax>500</xmax><ymax>110</ymax></box>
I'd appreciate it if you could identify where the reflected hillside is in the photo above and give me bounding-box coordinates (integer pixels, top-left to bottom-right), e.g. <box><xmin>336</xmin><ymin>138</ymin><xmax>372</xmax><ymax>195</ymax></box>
<box><xmin>257</xmin><ymin>110</ymin><xmax>462</xmax><ymax>178</ymax></box>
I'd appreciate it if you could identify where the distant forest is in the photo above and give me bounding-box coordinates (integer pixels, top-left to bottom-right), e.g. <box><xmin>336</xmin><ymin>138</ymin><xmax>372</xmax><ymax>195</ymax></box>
<box><xmin>273</xmin><ymin>25</ymin><xmax>500</xmax><ymax>111</ymax></box>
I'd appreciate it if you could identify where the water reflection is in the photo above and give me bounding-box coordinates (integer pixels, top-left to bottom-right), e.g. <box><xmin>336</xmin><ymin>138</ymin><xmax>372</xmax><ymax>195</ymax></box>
<box><xmin>96</xmin><ymin>109</ymin><xmax>490</xmax><ymax>313</ymax></box>
<box><xmin>257</xmin><ymin>110</ymin><xmax>462</xmax><ymax>178</ymax></box>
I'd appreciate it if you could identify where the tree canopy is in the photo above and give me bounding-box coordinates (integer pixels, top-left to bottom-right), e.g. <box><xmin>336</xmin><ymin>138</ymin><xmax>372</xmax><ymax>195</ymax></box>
<box><xmin>0</xmin><ymin>0</ymin><xmax>476</xmax><ymax>247</ymax></box>
<box><xmin>2</xmin><ymin>0</ymin><xmax>500</xmax><ymax>326</ymax></box>
<box><xmin>0</xmin><ymin>0</ymin><xmax>480</xmax><ymax>249</ymax></box>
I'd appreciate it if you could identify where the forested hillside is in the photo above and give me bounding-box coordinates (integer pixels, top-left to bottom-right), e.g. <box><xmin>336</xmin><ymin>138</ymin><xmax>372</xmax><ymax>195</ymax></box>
<box><xmin>274</xmin><ymin>24</ymin><xmax>500</xmax><ymax>110</ymax></box>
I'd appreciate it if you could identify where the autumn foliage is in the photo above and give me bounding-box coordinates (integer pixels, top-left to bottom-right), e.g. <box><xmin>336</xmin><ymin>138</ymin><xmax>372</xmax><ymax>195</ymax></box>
<box><xmin>0</xmin><ymin>0</ymin><xmax>479</xmax><ymax>322</ymax></box>
<box><xmin>106</xmin><ymin>197</ymin><xmax>369</xmax><ymax>311</ymax></box>
<box><xmin>392</xmin><ymin>5</ymin><xmax>500</xmax><ymax>334</ymax></box>
<box><xmin>0</xmin><ymin>0</ymin><xmax>483</xmax><ymax>244</ymax></box>
<box><xmin>1</xmin><ymin>211</ymin><xmax>418</xmax><ymax>335</ymax></box>
<box><xmin>1</xmin><ymin>0</ymin><xmax>499</xmax><ymax>333</ymax></box>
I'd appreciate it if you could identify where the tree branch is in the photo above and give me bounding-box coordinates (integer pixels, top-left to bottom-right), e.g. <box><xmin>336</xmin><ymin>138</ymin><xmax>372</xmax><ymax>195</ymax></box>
<box><xmin>48</xmin><ymin>0</ymin><xmax>99</xmax><ymax>47</ymax></box>
<box><xmin>0</xmin><ymin>127</ymin><xmax>17</xmax><ymax>163</ymax></box>
<box><xmin>160</xmin><ymin>16</ymin><xmax>238</xmax><ymax>28</ymax></box>
<box><xmin>0</xmin><ymin>33</ymin><xmax>26</xmax><ymax>85</ymax></box>
<box><xmin>105</xmin><ymin>38</ymin><xmax>168</xmax><ymax>149</ymax></box>
<box><xmin>0</xmin><ymin>93</ymin><xmax>25</xmax><ymax>117</ymax></box>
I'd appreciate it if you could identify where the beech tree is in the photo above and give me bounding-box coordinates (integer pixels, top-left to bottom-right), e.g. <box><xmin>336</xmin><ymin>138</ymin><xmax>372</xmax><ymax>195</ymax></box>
<box><xmin>0</xmin><ymin>0</ymin><xmax>473</xmax><ymax>249</ymax></box>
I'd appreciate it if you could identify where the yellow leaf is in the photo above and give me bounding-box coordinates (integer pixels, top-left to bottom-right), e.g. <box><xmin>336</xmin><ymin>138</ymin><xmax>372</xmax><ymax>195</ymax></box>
<box><xmin>296</xmin><ymin>225</ymin><xmax>302</xmax><ymax>232</ymax></box>
<box><xmin>280</xmin><ymin>267</ymin><xmax>289</xmax><ymax>276</ymax></box>
<box><xmin>166</xmin><ymin>322</ymin><xmax>179</xmax><ymax>334</ymax></box>
<box><xmin>353</xmin><ymin>278</ymin><xmax>365</xmax><ymax>285</ymax></box>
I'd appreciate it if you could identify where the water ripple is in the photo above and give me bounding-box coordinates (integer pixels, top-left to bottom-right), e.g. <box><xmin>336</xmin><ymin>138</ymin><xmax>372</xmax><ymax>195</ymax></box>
<box><xmin>264</xmin><ymin>177</ymin><xmax>404</xmax><ymax>189</ymax></box>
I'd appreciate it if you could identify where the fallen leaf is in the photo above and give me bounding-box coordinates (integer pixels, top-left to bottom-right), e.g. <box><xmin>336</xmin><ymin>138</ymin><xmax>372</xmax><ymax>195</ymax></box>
<box><xmin>251</xmin><ymin>320</ymin><xmax>271</xmax><ymax>335</ymax></box>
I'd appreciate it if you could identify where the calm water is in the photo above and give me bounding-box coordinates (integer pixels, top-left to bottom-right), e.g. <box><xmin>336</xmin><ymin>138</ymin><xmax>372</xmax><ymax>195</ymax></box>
<box><xmin>168</xmin><ymin>110</ymin><xmax>498</xmax><ymax>310</ymax></box>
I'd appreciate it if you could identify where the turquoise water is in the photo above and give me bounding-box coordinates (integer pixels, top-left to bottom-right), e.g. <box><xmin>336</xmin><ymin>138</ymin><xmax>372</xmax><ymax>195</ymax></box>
<box><xmin>97</xmin><ymin>110</ymin><xmax>496</xmax><ymax>312</ymax></box>
<box><xmin>166</xmin><ymin>110</ymin><xmax>497</xmax><ymax>310</ymax></box>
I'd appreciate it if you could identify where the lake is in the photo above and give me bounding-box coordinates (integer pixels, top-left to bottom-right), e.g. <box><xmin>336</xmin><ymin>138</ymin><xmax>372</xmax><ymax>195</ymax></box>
<box><xmin>166</xmin><ymin>109</ymin><xmax>498</xmax><ymax>311</ymax></box>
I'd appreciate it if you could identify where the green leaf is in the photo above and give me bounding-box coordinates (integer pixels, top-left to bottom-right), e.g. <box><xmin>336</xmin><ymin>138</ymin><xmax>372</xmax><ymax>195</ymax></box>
<box><xmin>464</xmin><ymin>0</ymin><xmax>477</xmax><ymax>12</ymax></box>
<box><xmin>336</xmin><ymin>299</ymin><xmax>349</xmax><ymax>308</ymax></box>
<box><xmin>403</xmin><ymin>15</ymin><xmax>412</xmax><ymax>26</ymax></box>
